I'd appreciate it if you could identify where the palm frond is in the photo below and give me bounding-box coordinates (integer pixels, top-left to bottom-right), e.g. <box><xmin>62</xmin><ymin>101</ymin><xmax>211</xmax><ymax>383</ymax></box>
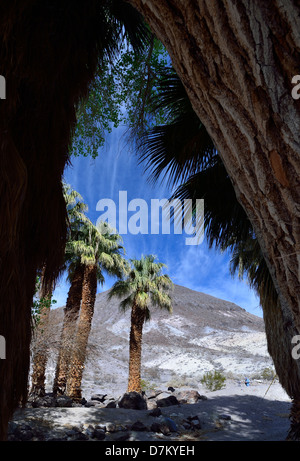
<box><xmin>151</xmin><ymin>289</ymin><xmax>172</xmax><ymax>313</ymax></box>
<box><xmin>170</xmin><ymin>161</ymin><xmax>253</xmax><ymax>250</ymax></box>
<box><xmin>138</xmin><ymin>116</ymin><xmax>216</xmax><ymax>188</ymax></box>
<box><xmin>135</xmin><ymin>66</ymin><xmax>278</xmax><ymax>323</ymax></box>
<box><xmin>108</xmin><ymin>0</ymin><xmax>152</xmax><ymax>54</ymax></box>
<box><xmin>119</xmin><ymin>294</ymin><xmax>136</xmax><ymax>313</ymax></box>
<box><xmin>107</xmin><ymin>279</ymin><xmax>132</xmax><ymax>300</ymax></box>
<box><xmin>109</xmin><ymin>254</ymin><xmax>173</xmax><ymax>319</ymax></box>
<box><xmin>64</xmin><ymin>185</ymin><xmax>129</xmax><ymax>284</ymax></box>
<box><xmin>230</xmin><ymin>237</ymin><xmax>278</xmax><ymax>309</ymax></box>
<box><xmin>137</xmin><ymin>66</ymin><xmax>216</xmax><ymax>188</ymax></box>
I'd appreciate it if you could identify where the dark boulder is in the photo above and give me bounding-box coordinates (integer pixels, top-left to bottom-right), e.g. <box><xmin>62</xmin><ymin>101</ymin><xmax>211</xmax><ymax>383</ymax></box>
<box><xmin>106</xmin><ymin>400</ymin><xmax>117</xmax><ymax>408</ymax></box>
<box><xmin>55</xmin><ymin>395</ymin><xmax>73</xmax><ymax>408</ymax></box>
<box><xmin>156</xmin><ymin>395</ymin><xmax>179</xmax><ymax>407</ymax></box>
<box><xmin>150</xmin><ymin>421</ymin><xmax>170</xmax><ymax>436</ymax></box>
<box><xmin>118</xmin><ymin>392</ymin><xmax>147</xmax><ymax>410</ymax></box>
<box><xmin>148</xmin><ymin>407</ymin><xmax>162</xmax><ymax>417</ymax></box>
<box><xmin>91</xmin><ymin>393</ymin><xmax>107</xmax><ymax>402</ymax></box>
<box><xmin>130</xmin><ymin>421</ymin><xmax>148</xmax><ymax>431</ymax></box>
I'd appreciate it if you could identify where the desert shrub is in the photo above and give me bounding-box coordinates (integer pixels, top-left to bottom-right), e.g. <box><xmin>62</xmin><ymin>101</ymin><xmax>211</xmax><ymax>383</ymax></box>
<box><xmin>201</xmin><ymin>370</ymin><xmax>226</xmax><ymax>391</ymax></box>
<box><xmin>166</xmin><ymin>374</ymin><xmax>194</xmax><ymax>388</ymax></box>
<box><xmin>260</xmin><ymin>367</ymin><xmax>276</xmax><ymax>381</ymax></box>
<box><xmin>250</xmin><ymin>367</ymin><xmax>276</xmax><ymax>381</ymax></box>
<box><xmin>144</xmin><ymin>366</ymin><xmax>161</xmax><ymax>381</ymax></box>
<box><xmin>140</xmin><ymin>379</ymin><xmax>157</xmax><ymax>392</ymax></box>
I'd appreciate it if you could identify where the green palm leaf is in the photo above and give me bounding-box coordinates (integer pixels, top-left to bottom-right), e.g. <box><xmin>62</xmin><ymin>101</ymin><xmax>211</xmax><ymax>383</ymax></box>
<box><xmin>109</xmin><ymin>254</ymin><xmax>173</xmax><ymax>319</ymax></box>
<box><xmin>136</xmin><ymin>66</ymin><xmax>278</xmax><ymax>318</ymax></box>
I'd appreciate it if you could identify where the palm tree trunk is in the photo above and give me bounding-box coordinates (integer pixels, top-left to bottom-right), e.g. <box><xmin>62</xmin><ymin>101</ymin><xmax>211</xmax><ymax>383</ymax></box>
<box><xmin>129</xmin><ymin>0</ymin><xmax>300</xmax><ymax>326</ymax></box>
<box><xmin>30</xmin><ymin>274</ymin><xmax>53</xmax><ymax>396</ymax></box>
<box><xmin>0</xmin><ymin>1</ymin><xmax>108</xmax><ymax>440</ymax></box>
<box><xmin>127</xmin><ymin>302</ymin><xmax>145</xmax><ymax>393</ymax></box>
<box><xmin>67</xmin><ymin>264</ymin><xmax>97</xmax><ymax>401</ymax></box>
<box><xmin>262</xmin><ymin>295</ymin><xmax>300</xmax><ymax>440</ymax></box>
<box><xmin>288</xmin><ymin>400</ymin><xmax>300</xmax><ymax>440</ymax></box>
<box><xmin>53</xmin><ymin>263</ymin><xmax>84</xmax><ymax>395</ymax></box>
<box><xmin>130</xmin><ymin>0</ymin><xmax>300</xmax><ymax>436</ymax></box>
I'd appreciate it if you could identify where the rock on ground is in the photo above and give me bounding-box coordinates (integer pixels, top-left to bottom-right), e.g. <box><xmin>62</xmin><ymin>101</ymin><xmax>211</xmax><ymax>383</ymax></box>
<box><xmin>9</xmin><ymin>380</ymin><xmax>292</xmax><ymax>441</ymax></box>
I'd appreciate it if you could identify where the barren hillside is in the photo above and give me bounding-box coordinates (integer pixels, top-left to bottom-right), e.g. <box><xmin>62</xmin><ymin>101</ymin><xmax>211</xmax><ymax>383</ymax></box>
<box><xmin>41</xmin><ymin>284</ymin><xmax>273</xmax><ymax>398</ymax></box>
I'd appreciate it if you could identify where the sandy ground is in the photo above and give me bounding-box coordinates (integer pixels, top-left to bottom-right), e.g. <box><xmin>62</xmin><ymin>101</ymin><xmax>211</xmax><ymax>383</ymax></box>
<box><xmin>183</xmin><ymin>379</ymin><xmax>292</xmax><ymax>441</ymax></box>
<box><xmin>12</xmin><ymin>380</ymin><xmax>292</xmax><ymax>442</ymax></box>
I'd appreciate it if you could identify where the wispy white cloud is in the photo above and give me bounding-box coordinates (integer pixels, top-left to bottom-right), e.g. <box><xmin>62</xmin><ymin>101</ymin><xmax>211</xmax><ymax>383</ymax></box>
<box><xmin>58</xmin><ymin>126</ymin><xmax>262</xmax><ymax>318</ymax></box>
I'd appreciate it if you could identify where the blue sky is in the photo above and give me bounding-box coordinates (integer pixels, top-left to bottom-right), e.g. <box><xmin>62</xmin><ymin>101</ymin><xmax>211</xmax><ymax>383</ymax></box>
<box><xmin>53</xmin><ymin>125</ymin><xmax>262</xmax><ymax>318</ymax></box>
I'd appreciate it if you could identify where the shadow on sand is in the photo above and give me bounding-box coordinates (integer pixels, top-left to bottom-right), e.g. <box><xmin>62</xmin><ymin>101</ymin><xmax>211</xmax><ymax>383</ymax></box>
<box><xmin>12</xmin><ymin>392</ymin><xmax>292</xmax><ymax>442</ymax></box>
<box><xmin>188</xmin><ymin>393</ymin><xmax>291</xmax><ymax>441</ymax></box>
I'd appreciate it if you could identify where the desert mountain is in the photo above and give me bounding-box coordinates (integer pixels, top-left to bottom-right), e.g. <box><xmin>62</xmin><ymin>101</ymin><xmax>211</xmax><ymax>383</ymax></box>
<box><xmin>43</xmin><ymin>284</ymin><xmax>273</xmax><ymax>398</ymax></box>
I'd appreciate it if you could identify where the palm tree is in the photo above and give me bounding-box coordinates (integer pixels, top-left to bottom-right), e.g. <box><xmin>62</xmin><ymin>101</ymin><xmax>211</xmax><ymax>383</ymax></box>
<box><xmin>53</xmin><ymin>184</ymin><xmax>90</xmax><ymax>395</ymax></box>
<box><xmin>30</xmin><ymin>184</ymin><xmax>89</xmax><ymax>396</ymax></box>
<box><xmin>108</xmin><ymin>255</ymin><xmax>173</xmax><ymax>393</ymax></box>
<box><xmin>0</xmin><ymin>2</ymin><xmax>151</xmax><ymax>439</ymax></box>
<box><xmin>53</xmin><ymin>263</ymin><xmax>85</xmax><ymax>395</ymax></box>
<box><xmin>30</xmin><ymin>269</ymin><xmax>54</xmax><ymax>396</ymax></box>
<box><xmin>66</xmin><ymin>221</ymin><xmax>129</xmax><ymax>401</ymax></box>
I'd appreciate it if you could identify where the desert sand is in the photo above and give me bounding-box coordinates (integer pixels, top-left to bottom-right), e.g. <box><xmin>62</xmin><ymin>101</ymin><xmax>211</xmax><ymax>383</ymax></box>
<box><xmin>11</xmin><ymin>379</ymin><xmax>292</xmax><ymax>442</ymax></box>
